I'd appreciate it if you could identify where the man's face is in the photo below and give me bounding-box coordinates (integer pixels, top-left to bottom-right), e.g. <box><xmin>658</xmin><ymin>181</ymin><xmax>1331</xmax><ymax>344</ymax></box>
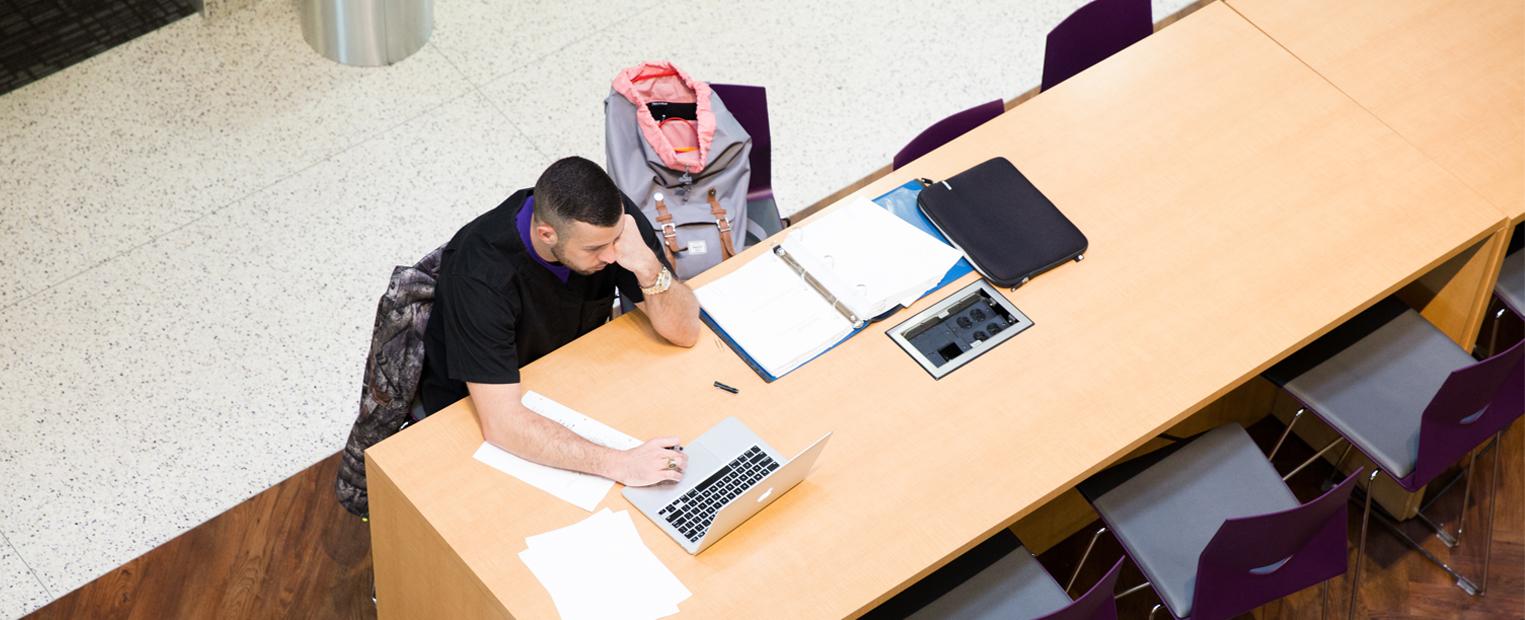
<box><xmin>540</xmin><ymin>218</ymin><xmax>624</xmax><ymax>275</ymax></box>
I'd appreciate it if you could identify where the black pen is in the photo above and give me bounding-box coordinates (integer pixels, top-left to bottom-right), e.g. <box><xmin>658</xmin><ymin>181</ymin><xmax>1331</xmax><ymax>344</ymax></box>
<box><xmin>713</xmin><ymin>381</ymin><xmax>740</xmax><ymax>394</ymax></box>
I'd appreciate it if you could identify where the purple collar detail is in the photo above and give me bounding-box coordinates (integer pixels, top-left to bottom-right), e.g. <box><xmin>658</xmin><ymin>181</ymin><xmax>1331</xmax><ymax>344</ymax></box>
<box><xmin>516</xmin><ymin>195</ymin><xmax>572</xmax><ymax>283</ymax></box>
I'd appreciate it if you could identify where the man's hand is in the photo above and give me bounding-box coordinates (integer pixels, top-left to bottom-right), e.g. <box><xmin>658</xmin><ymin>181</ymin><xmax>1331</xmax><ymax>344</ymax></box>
<box><xmin>614</xmin><ymin>213</ymin><xmax>662</xmax><ymax>288</ymax></box>
<box><xmin>616</xmin><ymin>212</ymin><xmax>701</xmax><ymax>347</ymax></box>
<box><xmin>605</xmin><ymin>436</ymin><xmax>688</xmax><ymax>487</ymax></box>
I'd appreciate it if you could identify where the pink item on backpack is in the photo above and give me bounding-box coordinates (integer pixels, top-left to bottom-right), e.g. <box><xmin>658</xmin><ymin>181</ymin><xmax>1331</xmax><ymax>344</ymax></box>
<box><xmin>611</xmin><ymin>61</ymin><xmax>716</xmax><ymax>174</ymax></box>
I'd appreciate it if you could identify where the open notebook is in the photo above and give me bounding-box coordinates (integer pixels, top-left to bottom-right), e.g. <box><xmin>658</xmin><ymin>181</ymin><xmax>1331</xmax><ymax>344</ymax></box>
<box><xmin>696</xmin><ymin>198</ymin><xmax>962</xmax><ymax>379</ymax></box>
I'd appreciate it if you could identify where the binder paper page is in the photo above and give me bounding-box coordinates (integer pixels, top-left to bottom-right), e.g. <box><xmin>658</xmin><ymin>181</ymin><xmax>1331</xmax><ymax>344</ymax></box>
<box><xmin>472</xmin><ymin>391</ymin><xmax>641</xmax><ymax>511</ymax></box>
<box><xmin>781</xmin><ymin>198</ymin><xmax>962</xmax><ymax>319</ymax></box>
<box><xmin>696</xmin><ymin>251</ymin><xmax>854</xmax><ymax>377</ymax></box>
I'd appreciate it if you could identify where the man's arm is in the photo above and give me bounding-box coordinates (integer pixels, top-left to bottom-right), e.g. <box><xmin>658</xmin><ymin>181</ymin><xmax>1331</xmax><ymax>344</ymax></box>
<box><xmin>634</xmin><ymin>275</ymin><xmax>701</xmax><ymax>347</ymax></box>
<box><xmin>469</xmin><ymin>381</ymin><xmax>688</xmax><ymax>486</ymax></box>
<box><xmin>614</xmin><ymin>214</ymin><xmax>702</xmax><ymax>347</ymax></box>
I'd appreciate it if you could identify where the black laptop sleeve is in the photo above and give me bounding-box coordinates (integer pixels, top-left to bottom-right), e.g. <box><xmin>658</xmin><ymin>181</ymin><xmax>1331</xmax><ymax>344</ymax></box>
<box><xmin>916</xmin><ymin>157</ymin><xmax>1087</xmax><ymax>288</ymax></box>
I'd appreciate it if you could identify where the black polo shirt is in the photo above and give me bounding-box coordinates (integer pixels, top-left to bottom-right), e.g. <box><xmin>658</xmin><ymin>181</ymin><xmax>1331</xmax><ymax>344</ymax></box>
<box><xmin>419</xmin><ymin>188</ymin><xmax>666</xmax><ymax>414</ymax></box>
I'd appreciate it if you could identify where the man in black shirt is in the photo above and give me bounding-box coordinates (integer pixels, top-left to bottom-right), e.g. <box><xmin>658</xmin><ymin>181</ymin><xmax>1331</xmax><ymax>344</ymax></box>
<box><xmin>421</xmin><ymin>157</ymin><xmax>701</xmax><ymax>487</ymax></box>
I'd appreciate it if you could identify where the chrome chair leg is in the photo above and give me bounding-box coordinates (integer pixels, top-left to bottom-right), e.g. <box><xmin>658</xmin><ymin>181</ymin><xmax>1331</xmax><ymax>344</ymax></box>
<box><xmin>1488</xmin><ymin>307</ymin><xmax>1505</xmax><ymax>358</ymax></box>
<box><xmin>1453</xmin><ymin>453</ymin><xmax>1477</xmax><ymax>546</ymax></box>
<box><xmin>1480</xmin><ymin>432</ymin><xmax>1502</xmax><ymax>596</ymax></box>
<box><xmin>1332</xmin><ymin>442</ymin><xmax>1354</xmax><ymax>471</ymax></box>
<box><xmin>1148</xmin><ymin>603</ymin><xmax>1164</xmax><ymax>620</ymax></box>
<box><xmin>1349</xmin><ymin>469</ymin><xmax>1379</xmax><ymax>620</ymax></box>
<box><xmin>1283</xmin><ymin>436</ymin><xmax>1346</xmax><ymax>482</ymax></box>
<box><xmin>1416</xmin><ymin>447</ymin><xmax>1480</xmax><ymax>548</ymax></box>
<box><xmin>1373</xmin><ymin>507</ymin><xmax>1481</xmax><ymax>595</ymax></box>
<box><xmin>1115</xmin><ymin>581</ymin><xmax>1152</xmax><ymax>599</ymax></box>
<box><xmin>1269</xmin><ymin>408</ymin><xmax>1305</xmax><ymax>462</ymax></box>
<box><xmin>1321</xmin><ymin>442</ymin><xmax>1355</xmax><ymax>491</ymax></box>
<box><xmin>1067</xmin><ymin>526</ymin><xmax>1106</xmax><ymax>594</ymax></box>
<box><xmin>1370</xmin><ymin>433</ymin><xmax>1503</xmax><ymax>597</ymax></box>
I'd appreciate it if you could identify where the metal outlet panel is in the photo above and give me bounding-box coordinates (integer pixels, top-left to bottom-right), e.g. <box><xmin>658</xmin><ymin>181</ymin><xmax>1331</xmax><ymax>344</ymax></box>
<box><xmin>886</xmin><ymin>279</ymin><xmax>1033</xmax><ymax>380</ymax></box>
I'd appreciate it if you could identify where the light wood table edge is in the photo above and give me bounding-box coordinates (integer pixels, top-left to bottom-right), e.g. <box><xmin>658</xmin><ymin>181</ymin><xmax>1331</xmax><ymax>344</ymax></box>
<box><xmin>1400</xmin><ymin>218</ymin><xmax>1511</xmax><ymax>354</ymax></box>
<box><xmin>1458</xmin><ymin>221</ymin><xmax>1513</xmax><ymax>347</ymax></box>
<box><xmin>369</xmin><ymin>450</ymin><xmax>512</xmax><ymax>620</ymax></box>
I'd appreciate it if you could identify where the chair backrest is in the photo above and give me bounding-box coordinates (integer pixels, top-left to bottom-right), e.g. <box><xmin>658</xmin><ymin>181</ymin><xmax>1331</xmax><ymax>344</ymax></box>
<box><xmin>892</xmin><ymin>99</ymin><xmax>1004</xmax><ymax>171</ymax></box>
<box><xmin>1041</xmin><ymin>0</ymin><xmax>1152</xmax><ymax>91</ymax></box>
<box><xmin>708</xmin><ymin>83</ymin><xmax>771</xmax><ymax>200</ymax></box>
<box><xmin>1409</xmin><ymin>339</ymin><xmax>1525</xmax><ymax>488</ymax></box>
<box><xmin>1190</xmin><ymin>469</ymin><xmax>1361</xmax><ymax>620</ymax></box>
<box><xmin>1040</xmin><ymin>558</ymin><xmax>1123</xmax><ymax>620</ymax></box>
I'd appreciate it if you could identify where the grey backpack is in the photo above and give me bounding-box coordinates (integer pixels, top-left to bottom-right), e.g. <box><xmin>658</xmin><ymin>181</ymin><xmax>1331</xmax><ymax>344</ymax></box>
<box><xmin>604</xmin><ymin>62</ymin><xmax>757</xmax><ymax>280</ymax></box>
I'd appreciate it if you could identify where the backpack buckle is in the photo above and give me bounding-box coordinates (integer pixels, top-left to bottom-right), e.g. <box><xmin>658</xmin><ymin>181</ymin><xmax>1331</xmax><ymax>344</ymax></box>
<box><xmin>661</xmin><ymin>222</ymin><xmax>679</xmax><ymax>243</ymax></box>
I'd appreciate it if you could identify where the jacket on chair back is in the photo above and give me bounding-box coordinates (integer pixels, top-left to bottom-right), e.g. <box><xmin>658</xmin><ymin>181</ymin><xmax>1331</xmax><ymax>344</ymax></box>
<box><xmin>335</xmin><ymin>245</ymin><xmax>443</xmax><ymax>517</ymax></box>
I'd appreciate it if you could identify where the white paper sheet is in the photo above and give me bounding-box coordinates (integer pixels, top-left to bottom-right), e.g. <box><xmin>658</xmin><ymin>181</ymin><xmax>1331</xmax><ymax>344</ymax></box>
<box><xmin>782</xmin><ymin>198</ymin><xmax>962</xmax><ymax>319</ymax></box>
<box><xmin>520</xmin><ymin>509</ymin><xmax>691</xmax><ymax>620</ymax></box>
<box><xmin>695</xmin><ymin>252</ymin><xmax>855</xmax><ymax>377</ymax></box>
<box><xmin>472</xmin><ymin>391</ymin><xmax>641</xmax><ymax>511</ymax></box>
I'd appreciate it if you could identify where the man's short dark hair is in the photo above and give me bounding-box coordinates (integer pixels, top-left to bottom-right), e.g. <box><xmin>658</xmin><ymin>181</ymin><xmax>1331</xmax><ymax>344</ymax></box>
<box><xmin>533</xmin><ymin>157</ymin><xmax>624</xmax><ymax>229</ymax></box>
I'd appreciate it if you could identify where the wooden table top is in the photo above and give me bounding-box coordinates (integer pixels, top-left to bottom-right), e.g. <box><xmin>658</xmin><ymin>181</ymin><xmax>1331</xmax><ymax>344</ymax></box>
<box><xmin>366</xmin><ymin>4</ymin><xmax>1508</xmax><ymax>618</ymax></box>
<box><xmin>1228</xmin><ymin>0</ymin><xmax>1525</xmax><ymax>223</ymax></box>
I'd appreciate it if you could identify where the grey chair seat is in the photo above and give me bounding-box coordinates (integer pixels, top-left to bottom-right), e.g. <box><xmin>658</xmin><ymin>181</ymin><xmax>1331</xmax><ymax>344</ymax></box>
<box><xmin>908</xmin><ymin>547</ymin><xmax>1071</xmax><ymax>620</ymax></box>
<box><xmin>1279</xmin><ymin>308</ymin><xmax>1476</xmax><ymax>480</ymax></box>
<box><xmin>1498</xmin><ymin>249</ymin><xmax>1524</xmax><ymax>315</ymax></box>
<box><xmin>1092</xmin><ymin>424</ymin><xmax>1298</xmax><ymax>618</ymax></box>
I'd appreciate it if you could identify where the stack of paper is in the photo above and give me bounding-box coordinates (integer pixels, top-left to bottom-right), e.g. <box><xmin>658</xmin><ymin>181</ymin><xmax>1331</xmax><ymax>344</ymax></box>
<box><xmin>473</xmin><ymin>391</ymin><xmax>641</xmax><ymax>511</ymax></box>
<box><xmin>519</xmin><ymin>509</ymin><xmax>692</xmax><ymax>619</ymax></box>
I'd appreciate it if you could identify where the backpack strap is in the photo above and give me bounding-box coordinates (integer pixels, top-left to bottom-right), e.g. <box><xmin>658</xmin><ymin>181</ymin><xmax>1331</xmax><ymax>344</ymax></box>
<box><xmin>653</xmin><ymin>192</ymin><xmax>680</xmax><ymax>266</ymax></box>
<box><xmin>708</xmin><ymin>188</ymin><xmax>737</xmax><ymax>259</ymax></box>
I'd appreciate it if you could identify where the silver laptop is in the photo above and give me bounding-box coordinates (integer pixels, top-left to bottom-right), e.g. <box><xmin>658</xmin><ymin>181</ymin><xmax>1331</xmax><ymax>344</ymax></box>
<box><xmin>623</xmin><ymin>416</ymin><xmax>831</xmax><ymax>554</ymax></box>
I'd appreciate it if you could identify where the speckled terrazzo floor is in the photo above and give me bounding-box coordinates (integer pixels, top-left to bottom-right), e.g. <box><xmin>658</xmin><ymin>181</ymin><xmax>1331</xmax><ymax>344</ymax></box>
<box><xmin>0</xmin><ymin>0</ymin><xmax>1194</xmax><ymax>616</ymax></box>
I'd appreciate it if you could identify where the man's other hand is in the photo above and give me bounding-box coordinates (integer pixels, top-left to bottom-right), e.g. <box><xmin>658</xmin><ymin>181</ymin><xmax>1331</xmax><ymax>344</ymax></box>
<box><xmin>613</xmin><ymin>213</ymin><xmax>662</xmax><ymax>287</ymax></box>
<box><xmin>607</xmin><ymin>436</ymin><xmax>687</xmax><ymax>486</ymax></box>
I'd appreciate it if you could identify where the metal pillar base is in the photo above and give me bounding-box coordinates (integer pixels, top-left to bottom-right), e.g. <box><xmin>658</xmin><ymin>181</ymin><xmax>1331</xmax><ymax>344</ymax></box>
<box><xmin>300</xmin><ymin>0</ymin><xmax>433</xmax><ymax>66</ymax></box>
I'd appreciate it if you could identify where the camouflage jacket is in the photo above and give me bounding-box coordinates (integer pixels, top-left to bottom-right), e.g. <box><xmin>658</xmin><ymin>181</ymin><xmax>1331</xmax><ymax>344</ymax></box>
<box><xmin>335</xmin><ymin>246</ymin><xmax>443</xmax><ymax>517</ymax></box>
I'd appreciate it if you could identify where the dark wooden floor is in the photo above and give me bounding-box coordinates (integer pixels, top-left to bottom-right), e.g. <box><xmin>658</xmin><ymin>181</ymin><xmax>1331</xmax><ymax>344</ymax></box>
<box><xmin>27</xmin><ymin>455</ymin><xmax>376</xmax><ymax>620</ymax></box>
<box><xmin>26</xmin><ymin>328</ymin><xmax>1524</xmax><ymax>619</ymax></box>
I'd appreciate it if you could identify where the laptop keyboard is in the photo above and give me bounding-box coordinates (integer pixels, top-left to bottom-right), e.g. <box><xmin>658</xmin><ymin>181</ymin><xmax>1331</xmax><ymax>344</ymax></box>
<box><xmin>659</xmin><ymin>446</ymin><xmax>780</xmax><ymax>543</ymax></box>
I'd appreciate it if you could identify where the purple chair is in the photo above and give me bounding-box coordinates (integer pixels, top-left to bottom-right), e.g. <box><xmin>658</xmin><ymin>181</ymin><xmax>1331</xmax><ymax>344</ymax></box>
<box><xmin>908</xmin><ymin>555</ymin><xmax>1124</xmax><ymax>620</ymax></box>
<box><xmin>892</xmin><ymin>99</ymin><xmax>1004</xmax><ymax>171</ymax></box>
<box><xmin>709</xmin><ymin>83</ymin><xmax>785</xmax><ymax>239</ymax></box>
<box><xmin>1041</xmin><ymin>0</ymin><xmax>1153</xmax><ymax>91</ymax></box>
<box><xmin>1073</xmin><ymin>424</ymin><xmax>1360</xmax><ymax>620</ymax></box>
<box><xmin>1264</xmin><ymin>297</ymin><xmax>1525</xmax><ymax>614</ymax></box>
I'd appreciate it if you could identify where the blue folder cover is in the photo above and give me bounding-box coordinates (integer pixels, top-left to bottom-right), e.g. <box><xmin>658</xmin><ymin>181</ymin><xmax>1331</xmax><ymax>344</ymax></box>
<box><xmin>704</xmin><ymin>180</ymin><xmax>975</xmax><ymax>382</ymax></box>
